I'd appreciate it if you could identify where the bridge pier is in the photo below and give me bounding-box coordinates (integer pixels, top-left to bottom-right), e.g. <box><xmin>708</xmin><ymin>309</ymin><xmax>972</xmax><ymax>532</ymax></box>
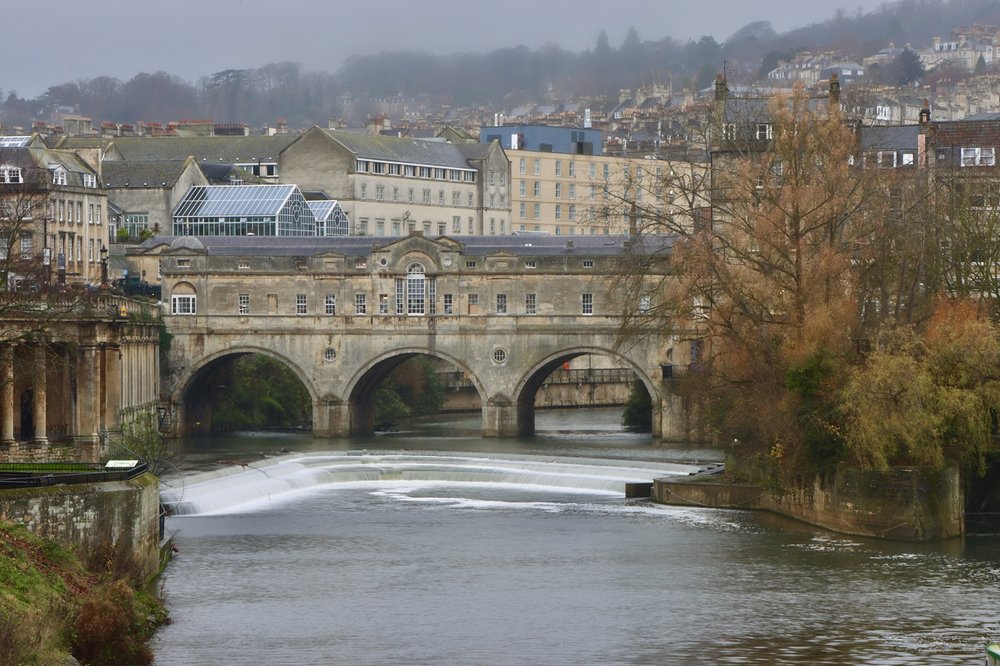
<box><xmin>658</xmin><ymin>392</ymin><xmax>689</xmax><ymax>442</ymax></box>
<box><xmin>482</xmin><ymin>395</ymin><xmax>519</xmax><ymax>438</ymax></box>
<box><xmin>312</xmin><ymin>401</ymin><xmax>350</xmax><ymax>438</ymax></box>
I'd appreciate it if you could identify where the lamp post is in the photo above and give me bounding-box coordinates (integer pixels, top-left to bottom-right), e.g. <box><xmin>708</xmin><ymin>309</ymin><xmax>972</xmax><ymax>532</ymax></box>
<box><xmin>99</xmin><ymin>244</ymin><xmax>108</xmax><ymax>287</ymax></box>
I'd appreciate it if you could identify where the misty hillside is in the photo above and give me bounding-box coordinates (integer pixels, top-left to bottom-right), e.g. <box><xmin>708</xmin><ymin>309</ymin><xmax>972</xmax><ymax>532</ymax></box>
<box><xmin>2</xmin><ymin>0</ymin><xmax>999</xmax><ymax>129</ymax></box>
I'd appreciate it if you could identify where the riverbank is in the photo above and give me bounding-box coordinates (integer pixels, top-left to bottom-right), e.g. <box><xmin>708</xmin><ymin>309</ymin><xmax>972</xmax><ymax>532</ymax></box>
<box><xmin>0</xmin><ymin>520</ymin><xmax>167</xmax><ymax>664</ymax></box>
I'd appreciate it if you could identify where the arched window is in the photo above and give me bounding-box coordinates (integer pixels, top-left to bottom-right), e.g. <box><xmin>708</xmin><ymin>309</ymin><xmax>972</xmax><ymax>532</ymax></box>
<box><xmin>407</xmin><ymin>262</ymin><xmax>425</xmax><ymax>315</ymax></box>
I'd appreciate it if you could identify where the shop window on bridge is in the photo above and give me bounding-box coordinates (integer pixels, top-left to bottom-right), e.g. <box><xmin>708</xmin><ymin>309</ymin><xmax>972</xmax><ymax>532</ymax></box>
<box><xmin>496</xmin><ymin>293</ymin><xmax>507</xmax><ymax>314</ymax></box>
<box><xmin>525</xmin><ymin>293</ymin><xmax>537</xmax><ymax>315</ymax></box>
<box><xmin>325</xmin><ymin>294</ymin><xmax>336</xmax><ymax>315</ymax></box>
<box><xmin>171</xmin><ymin>294</ymin><xmax>196</xmax><ymax>315</ymax></box>
<box><xmin>443</xmin><ymin>293</ymin><xmax>453</xmax><ymax>315</ymax></box>
<box><xmin>238</xmin><ymin>293</ymin><xmax>250</xmax><ymax>315</ymax></box>
<box><xmin>582</xmin><ymin>293</ymin><xmax>593</xmax><ymax>315</ymax></box>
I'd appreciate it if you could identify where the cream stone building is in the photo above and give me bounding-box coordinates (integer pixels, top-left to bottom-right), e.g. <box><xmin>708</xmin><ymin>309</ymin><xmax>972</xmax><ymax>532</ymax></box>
<box><xmin>509</xmin><ymin>150</ymin><xmax>704</xmax><ymax>235</ymax></box>
<box><xmin>0</xmin><ymin>135</ymin><xmax>108</xmax><ymax>284</ymax></box>
<box><xmin>278</xmin><ymin>127</ymin><xmax>511</xmax><ymax>237</ymax></box>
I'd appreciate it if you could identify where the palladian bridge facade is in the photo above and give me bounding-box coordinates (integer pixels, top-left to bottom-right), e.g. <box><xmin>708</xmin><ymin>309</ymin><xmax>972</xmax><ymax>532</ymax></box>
<box><xmin>141</xmin><ymin>233</ymin><xmax>695</xmax><ymax>441</ymax></box>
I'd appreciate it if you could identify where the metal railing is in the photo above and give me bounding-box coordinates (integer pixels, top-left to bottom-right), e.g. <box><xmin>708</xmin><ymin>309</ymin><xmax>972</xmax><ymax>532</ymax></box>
<box><xmin>0</xmin><ymin>462</ymin><xmax>149</xmax><ymax>489</ymax></box>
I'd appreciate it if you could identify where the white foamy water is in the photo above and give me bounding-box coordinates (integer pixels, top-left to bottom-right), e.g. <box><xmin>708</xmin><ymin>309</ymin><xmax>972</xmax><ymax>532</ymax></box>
<box><xmin>160</xmin><ymin>451</ymin><xmax>699</xmax><ymax>516</ymax></box>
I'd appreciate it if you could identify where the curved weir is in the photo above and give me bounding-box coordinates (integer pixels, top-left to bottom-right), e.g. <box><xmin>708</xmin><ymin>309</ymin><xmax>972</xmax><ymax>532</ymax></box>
<box><xmin>161</xmin><ymin>451</ymin><xmax>700</xmax><ymax>516</ymax></box>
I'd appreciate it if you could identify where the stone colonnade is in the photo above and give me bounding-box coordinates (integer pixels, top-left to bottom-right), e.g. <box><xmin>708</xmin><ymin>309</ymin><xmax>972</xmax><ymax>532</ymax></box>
<box><xmin>0</xmin><ymin>316</ymin><xmax>160</xmax><ymax>463</ymax></box>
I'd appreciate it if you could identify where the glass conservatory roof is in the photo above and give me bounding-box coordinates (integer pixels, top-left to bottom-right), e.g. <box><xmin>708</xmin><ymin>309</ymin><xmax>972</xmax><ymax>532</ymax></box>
<box><xmin>173</xmin><ymin>184</ymin><xmax>298</xmax><ymax>218</ymax></box>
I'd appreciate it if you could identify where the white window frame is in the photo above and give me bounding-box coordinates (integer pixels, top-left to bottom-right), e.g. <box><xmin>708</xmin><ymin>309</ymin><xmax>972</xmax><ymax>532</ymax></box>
<box><xmin>171</xmin><ymin>294</ymin><xmax>197</xmax><ymax>315</ymax></box>
<box><xmin>238</xmin><ymin>293</ymin><xmax>250</xmax><ymax>315</ymax></box>
<box><xmin>525</xmin><ymin>293</ymin><xmax>537</xmax><ymax>315</ymax></box>
<box><xmin>296</xmin><ymin>293</ymin><xmax>307</xmax><ymax>315</ymax></box>
<box><xmin>582</xmin><ymin>293</ymin><xmax>593</xmax><ymax>315</ymax></box>
<box><xmin>325</xmin><ymin>294</ymin><xmax>336</xmax><ymax>315</ymax></box>
<box><xmin>355</xmin><ymin>293</ymin><xmax>367</xmax><ymax>314</ymax></box>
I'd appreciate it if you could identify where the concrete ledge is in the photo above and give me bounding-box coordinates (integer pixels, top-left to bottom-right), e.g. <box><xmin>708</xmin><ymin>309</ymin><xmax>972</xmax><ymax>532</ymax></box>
<box><xmin>653</xmin><ymin>465</ymin><xmax>963</xmax><ymax>542</ymax></box>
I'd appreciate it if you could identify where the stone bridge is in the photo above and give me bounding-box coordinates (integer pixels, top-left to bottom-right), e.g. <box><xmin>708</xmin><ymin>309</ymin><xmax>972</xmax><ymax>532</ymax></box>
<box><xmin>139</xmin><ymin>233</ymin><xmax>695</xmax><ymax>441</ymax></box>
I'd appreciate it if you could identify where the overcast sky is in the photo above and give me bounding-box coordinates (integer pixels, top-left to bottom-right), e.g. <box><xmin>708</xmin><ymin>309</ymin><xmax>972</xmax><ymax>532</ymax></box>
<box><xmin>3</xmin><ymin>0</ymin><xmax>889</xmax><ymax>98</ymax></box>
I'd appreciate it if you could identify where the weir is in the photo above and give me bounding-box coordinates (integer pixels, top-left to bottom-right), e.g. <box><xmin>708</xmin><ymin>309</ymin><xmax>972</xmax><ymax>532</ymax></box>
<box><xmin>161</xmin><ymin>451</ymin><xmax>700</xmax><ymax>516</ymax></box>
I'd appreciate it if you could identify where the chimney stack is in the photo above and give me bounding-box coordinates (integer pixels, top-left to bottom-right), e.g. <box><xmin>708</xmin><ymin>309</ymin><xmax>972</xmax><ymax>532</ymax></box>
<box><xmin>829</xmin><ymin>73</ymin><xmax>840</xmax><ymax>107</ymax></box>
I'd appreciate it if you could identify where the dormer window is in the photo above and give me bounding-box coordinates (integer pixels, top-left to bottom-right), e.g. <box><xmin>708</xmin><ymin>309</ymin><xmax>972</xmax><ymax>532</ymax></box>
<box><xmin>756</xmin><ymin>124</ymin><xmax>773</xmax><ymax>141</ymax></box>
<box><xmin>51</xmin><ymin>167</ymin><xmax>67</xmax><ymax>186</ymax></box>
<box><xmin>83</xmin><ymin>173</ymin><xmax>97</xmax><ymax>188</ymax></box>
<box><xmin>0</xmin><ymin>165</ymin><xmax>23</xmax><ymax>184</ymax></box>
<box><xmin>723</xmin><ymin>124</ymin><xmax>736</xmax><ymax>141</ymax></box>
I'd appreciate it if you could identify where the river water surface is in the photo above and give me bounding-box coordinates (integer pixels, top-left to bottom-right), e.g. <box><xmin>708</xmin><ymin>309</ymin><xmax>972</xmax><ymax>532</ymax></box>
<box><xmin>153</xmin><ymin>409</ymin><xmax>1000</xmax><ymax>665</ymax></box>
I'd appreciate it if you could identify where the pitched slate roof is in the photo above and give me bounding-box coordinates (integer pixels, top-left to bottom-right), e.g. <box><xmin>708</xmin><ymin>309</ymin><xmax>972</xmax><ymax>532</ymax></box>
<box><xmin>59</xmin><ymin>134</ymin><xmax>300</xmax><ymax>163</ymax></box>
<box><xmin>321</xmin><ymin>129</ymin><xmax>475</xmax><ymax>170</ymax></box>
<box><xmin>102</xmin><ymin>159</ymin><xmax>196</xmax><ymax>188</ymax></box>
<box><xmin>860</xmin><ymin>125</ymin><xmax>920</xmax><ymax>151</ymax></box>
<box><xmin>140</xmin><ymin>233</ymin><xmax>675</xmax><ymax>258</ymax></box>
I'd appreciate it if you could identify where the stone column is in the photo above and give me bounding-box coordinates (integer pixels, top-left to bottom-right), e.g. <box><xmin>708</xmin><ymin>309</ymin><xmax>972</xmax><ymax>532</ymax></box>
<box><xmin>32</xmin><ymin>344</ymin><xmax>47</xmax><ymax>445</ymax></box>
<box><xmin>1</xmin><ymin>345</ymin><xmax>14</xmax><ymax>445</ymax></box>
<box><xmin>76</xmin><ymin>344</ymin><xmax>99</xmax><ymax>444</ymax></box>
<box><xmin>101</xmin><ymin>343</ymin><xmax>123</xmax><ymax>432</ymax></box>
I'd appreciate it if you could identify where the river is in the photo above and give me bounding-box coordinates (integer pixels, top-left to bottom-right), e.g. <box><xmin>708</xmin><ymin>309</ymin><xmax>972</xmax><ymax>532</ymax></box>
<box><xmin>153</xmin><ymin>408</ymin><xmax>1000</xmax><ymax>665</ymax></box>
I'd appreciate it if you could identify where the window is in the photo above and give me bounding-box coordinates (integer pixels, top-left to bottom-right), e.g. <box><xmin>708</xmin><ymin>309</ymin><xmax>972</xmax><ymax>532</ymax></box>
<box><xmin>325</xmin><ymin>294</ymin><xmax>336</xmax><ymax>315</ymax></box>
<box><xmin>355</xmin><ymin>293</ymin><xmax>367</xmax><ymax>314</ymax></box>
<box><xmin>519</xmin><ymin>158</ymin><xmax>526</xmax><ymax>175</ymax></box>
<box><xmin>525</xmin><ymin>293</ymin><xmax>537</xmax><ymax>315</ymax></box>
<box><xmin>51</xmin><ymin>168</ymin><xmax>67</xmax><ymax>186</ymax></box>
<box><xmin>533</xmin><ymin>181</ymin><xmax>540</xmax><ymax>197</ymax></box>
<box><xmin>555</xmin><ymin>183</ymin><xmax>562</xmax><ymax>198</ymax></box>
<box><xmin>83</xmin><ymin>173</ymin><xmax>97</xmax><ymax>188</ymax></box>
<box><xmin>466</xmin><ymin>261</ymin><xmax>477</xmax><ymax>269</ymax></box>
<box><xmin>555</xmin><ymin>204</ymin><xmax>562</xmax><ymax>220</ymax></box>
<box><xmin>356</xmin><ymin>160</ymin><xmax>369</xmax><ymax>172</ymax></box>
<box><xmin>582</xmin><ymin>293</ymin><xmax>593</xmax><ymax>315</ymax></box>
<box><xmin>171</xmin><ymin>294</ymin><xmax>196</xmax><ymax>315</ymax></box>
<box><xmin>568</xmin><ymin>183</ymin><xmax>576</xmax><ymax>199</ymax></box>
<box><xmin>88</xmin><ymin>204</ymin><xmax>94</xmax><ymax>224</ymax></box>
<box><xmin>589</xmin><ymin>163</ymin><xmax>596</xmax><ymax>178</ymax></box>
<box><xmin>407</xmin><ymin>263</ymin><xmax>426</xmax><ymax>315</ymax></box>
<box><xmin>961</xmin><ymin>147</ymin><xmax>996</xmax><ymax>167</ymax></box>
<box><xmin>422</xmin><ymin>189</ymin><xmax>431</xmax><ymax>204</ymax></box>
<box><xmin>492</xmin><ymin>349</ymin><xmax>508</xmax><ymax>364</ymax></box>
<box><xmin>639</xmin><ymin>295</ymin><xmax>651</xmax><ymax>313</ymax></box>
<box><xmin>519</xmin><ymin>203</ymin><xmax>526</xmax><ymax>219</ymax></box>
<box><xmin>20</xmin><ymin>233</ymin><xmax>32</xmax><ymax>258</ymax></box>
<box><xmin>582</xmin><ymin>259</ymin><xmax>594</xmax><ymax>268</ymax></box>
<box><xmin>0</xmin><ymin>165</ymin><xmax>23</xmax><ymax>183</ymax></box>
<box><xmin>360</xmin><ymin>183</ymin><xmax>368</xmax><ymax>199</ymax></box>
<box><xmin>296</xmin><ymin>294</ymin><xmax>307</xmax><ymax>314</ymax></box>
<box><xmin>496</xmin><ymin>293</ymin><xmax>507</xmax><ymax>314</ymax></box>
<box><xmin>467</xmin><ymin>193</ymin><xmax>474</xmax><ymax>207</ymax></box>
<box><xmin>452</xmin><ymin>191</ymin><xmax>460</xmax><ymax>206</ymax></box>
<box><xmin>468</xmin><ymin>293</ymin><xmax>479</xmax><ymax>306</ymax></box>
<box><xmin>375</xmin><ymin>185</ymin><xmax>384</xmax><ymax>201</ymax></box>
<box><xmin>443</xmin><ymin>293</ymin><xmax>453</xmax><ymax>314</ymax></box>
<box><xmin>524</xmin><ymin>260</ymin><xmax>536</xmax><ymax>269</ymax></box>
<box><xmin>408</xmin><ymin>188</ymin><xmax>415</xmax><ymax>203</ymax></box>
<box><xmin>569</xmin><ymin>205</ymin><xmax>576</xmax><ymax>220</ymax></box>
<box><xmin>723</xmin><ymin>123</ymin><xmax>736</xmax><ymax>141</ymax></box>
<box><xmin>533</xmin><ymin>203</ymin><xmax>540</xmax><ymax>219</ymax></box>
<box><xmin>238</xmin><ymin>294</ymin><xmax>250</xmax><ymax>314</ymax></box>
<box><xmin>438</xmin><ymin>190</ymin><xmax>445</xmax><ymax>205</ymax></box>
<box><xmin>756</xmin><ymin>124</ymin><xmax>773</xmax><ymax>140</ymax></box>
<box><xmin>533</xmin><ymin>159</ymin><xmax>541</xmax><ymax>176</ymax></box>
<box><xmin>379</xmin><ymin>293</ymin><xmax>389</xmax><ymax>314</ymax></box>
<box><xmin>452</xmin><ymin>215</ymin><xmax>461</xmax><ymax>233</ymax></box>
<box><xmin>568</xmin><ymin>161</ymin><xmax>576</xmax><ymax>177</ymax></box>
<box><xmin>520</xmin><ymin>180</ymin><xmax>526</xmax><ymax>196</ymax></box>
<box><xmin>555</xmin><ymin>160</ymin><xmax>562</xmax><ymax>176</ymax></box>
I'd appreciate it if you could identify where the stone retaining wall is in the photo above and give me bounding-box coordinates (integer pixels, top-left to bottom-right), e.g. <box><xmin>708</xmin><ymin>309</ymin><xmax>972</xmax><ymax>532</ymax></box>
<box><xmin>0</xmin><ymin>473</ymin><xmax>161</xmax><ymax>578</ymax></box>
<box><xmin>653</xmin><ymin>466</ymin><xmax>963</xmax><ymax>541</ymax></box>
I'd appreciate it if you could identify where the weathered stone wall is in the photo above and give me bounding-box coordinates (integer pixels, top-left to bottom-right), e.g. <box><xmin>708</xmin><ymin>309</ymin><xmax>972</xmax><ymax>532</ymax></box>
<box><xmin>653</xmin><ymin>466</ymin><xmax>964</xmax><ymax>541</ymax></box>
<box><xmin>0</xmin><ymin>473</ymin><xmax>161</xmax><ymax>578</ymax></box>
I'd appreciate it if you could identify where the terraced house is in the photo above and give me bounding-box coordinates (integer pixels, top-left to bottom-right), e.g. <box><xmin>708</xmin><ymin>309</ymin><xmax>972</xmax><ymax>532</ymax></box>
<box><xmin>0</xmin><ymin>135</ymin><xmax>107</xmax><ymax>284</ymax></box>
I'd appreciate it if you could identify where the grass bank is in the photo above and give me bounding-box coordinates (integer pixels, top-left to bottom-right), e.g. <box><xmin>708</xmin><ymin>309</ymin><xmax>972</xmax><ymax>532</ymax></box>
<box><xmin>0</xmin><ymin>521</ymin><xmax>166</xmax><ymax>665</ymax></box>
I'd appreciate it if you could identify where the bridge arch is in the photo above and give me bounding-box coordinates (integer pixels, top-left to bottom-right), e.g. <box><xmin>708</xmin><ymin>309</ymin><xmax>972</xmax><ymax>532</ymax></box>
<box><xmin>344</xmin><ymin>347</ymin><xmax>486</xmax><ymax>435</ymax></box>
<box><xmin>512</xmin><ymin>346</ymin><xmax>661</xmax><ymax>438</ymax></box>
<box><xmin>171</xmin><ymin>346</ymin><xmax>319</xmax><ymax>436</ymax></box>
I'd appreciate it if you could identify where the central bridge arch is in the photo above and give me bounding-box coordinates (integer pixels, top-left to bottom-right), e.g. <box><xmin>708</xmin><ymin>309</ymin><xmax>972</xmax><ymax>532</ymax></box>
<box><xmin>345</xmin><ymin>348</ymin><xmax>485</xmax><ymax>435</ymax></box>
